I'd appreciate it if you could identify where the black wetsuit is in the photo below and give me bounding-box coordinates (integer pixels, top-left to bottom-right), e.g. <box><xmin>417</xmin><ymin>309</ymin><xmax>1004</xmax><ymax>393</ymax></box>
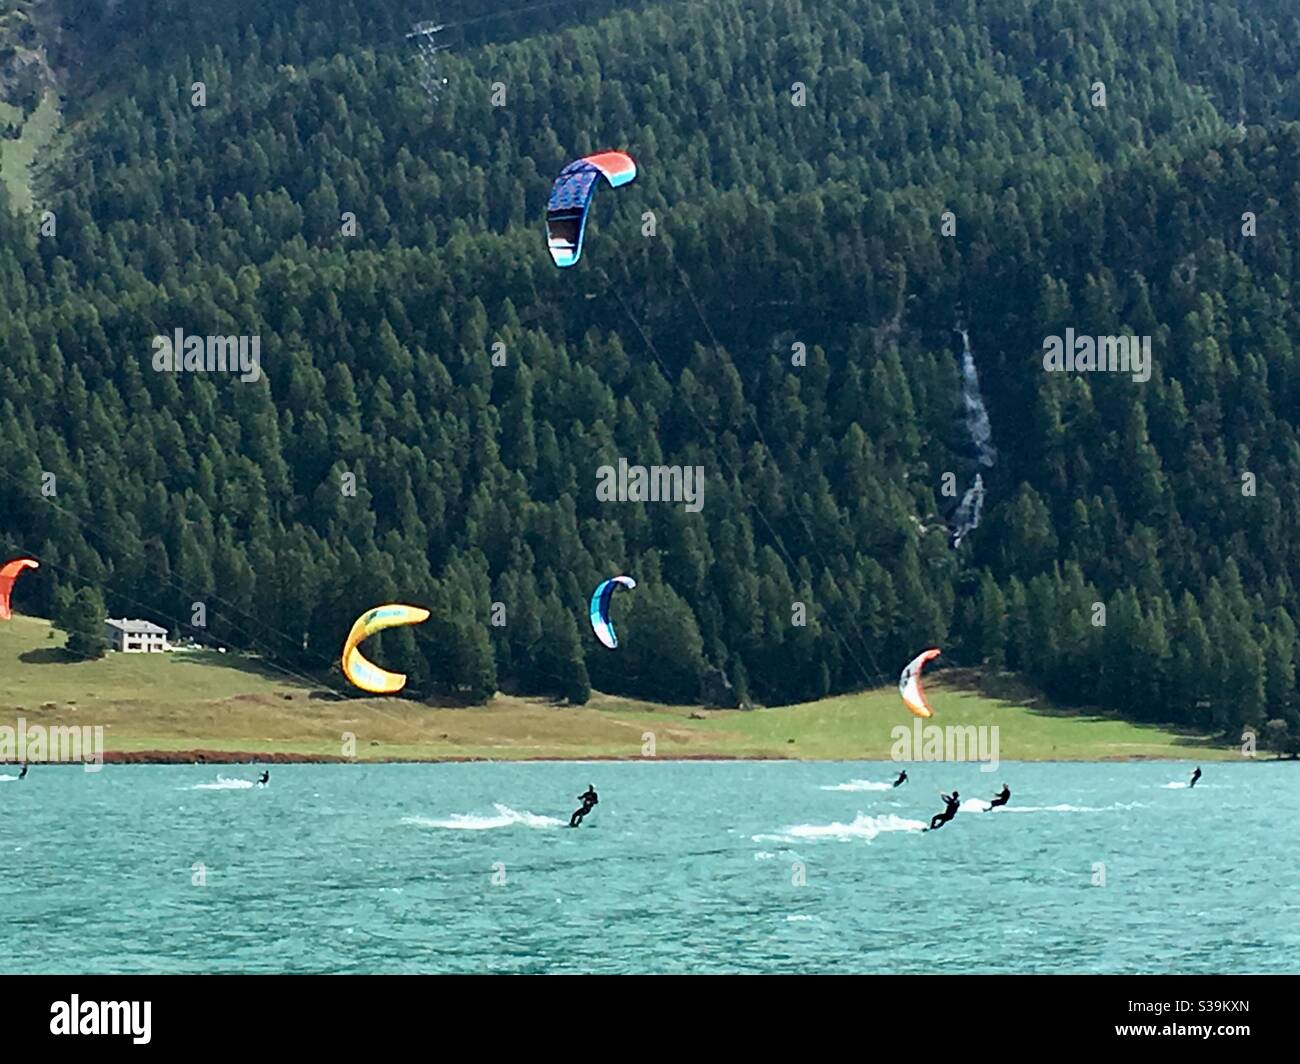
<box><xmin>257</xmin><ymin>771</ymin><xmax>269</xmax><ymax>785</ymax></box>
<box><xmin>569</xmin><ymin>787</ymin><xmax>598</xmax><ymax>827</ymax></box>
<box><xmin>893</xmin><ymin>771</ymin><xmax>908</xmax><ymax>788</ymax></box>
<box><xmin>1189</xmin><ymin>768</ymin><xmax>1201</xmax><ymax>789</ymax></box>
<box><xmin>988</xmin><ymin>785</ymin><xmax>1010</xmax><ymax>809</ymax></box>
<box><xmin>929</xmin><ymin>793</ymin><xmax>960</xmax><ymax>830</ymax></box>
<box><xmin>17</xmin><ymin>764</ymin><xmax>28</xmax><ymax>780</ymax></box>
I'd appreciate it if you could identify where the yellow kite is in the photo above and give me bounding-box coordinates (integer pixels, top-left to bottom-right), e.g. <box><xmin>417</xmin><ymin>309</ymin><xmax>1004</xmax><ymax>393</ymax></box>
<box><xmin>341</xmin><ymin>604</ymin><xmax>430</xmax><ymax>694</ymax></box>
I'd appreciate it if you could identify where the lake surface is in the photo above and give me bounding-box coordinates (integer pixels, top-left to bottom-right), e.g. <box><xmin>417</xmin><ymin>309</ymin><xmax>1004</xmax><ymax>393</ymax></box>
<box><xmin>1</xmin><ymin>760</ymin><xmax>1294</xmax><ymax>973</ymax></box>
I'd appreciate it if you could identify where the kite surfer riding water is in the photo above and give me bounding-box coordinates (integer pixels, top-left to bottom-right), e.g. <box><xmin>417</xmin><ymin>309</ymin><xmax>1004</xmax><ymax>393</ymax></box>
<box><xmin>1189</xmin><ymin>766</ymin><xmax>1201</xmax><ymax>789</ymax></box>
<box><xmin>569</xmin><ymin>785</ymin><xmax>598</xmax><ymax>827</ymax></box>
<box><xmin>893</xmin><ymin>770</ymin><xmax>908</xmax><ymax>788</ymax></box>
<box><xmin>927</xmin><ymin>791</ymin><xmax>960</xmax><ymax>831</ymax></box>
<box><xmin>988</xmin><ymin>783</ymin><xmax>1011</xmax><ymax>809</ymax></box>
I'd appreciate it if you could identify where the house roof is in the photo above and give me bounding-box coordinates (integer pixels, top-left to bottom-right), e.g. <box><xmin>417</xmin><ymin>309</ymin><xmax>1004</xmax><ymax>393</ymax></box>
<box><xmin>105</xmin><ymin>618</ymin><xmax>169</xmax><ymax>635</ymax></box>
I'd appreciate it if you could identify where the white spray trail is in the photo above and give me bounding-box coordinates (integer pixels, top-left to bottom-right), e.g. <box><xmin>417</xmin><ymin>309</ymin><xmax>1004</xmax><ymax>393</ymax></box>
<box><xmin>951</xmin><ymin>329</ymin><xmax>996</xmax><ymax>548</ymax></box>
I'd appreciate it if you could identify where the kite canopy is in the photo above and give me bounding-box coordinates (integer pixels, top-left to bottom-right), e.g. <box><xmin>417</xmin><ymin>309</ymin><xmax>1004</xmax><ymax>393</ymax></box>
<box><xmin>589</xmin><ymin>575</ymin><xmax>636</xmax><ymax>649</ymax></box>
<box><xmin>0</xmin><ymin>557</ymin><xmax>38</xmax><ymax>620</ymax></box>
<box><xmin>545</xmin><ymin>151</ymin><xmax>637</xmax><ymax>267</ymax></box>
<box><xmin>341</xmin><ymin>604</ymin><xmax>430</xmax><ymax>694</ymax></box>
<box><xmin>899</xmin><ymin>648</ymin><xmax>941</xmax><ymax>718</ymax></box>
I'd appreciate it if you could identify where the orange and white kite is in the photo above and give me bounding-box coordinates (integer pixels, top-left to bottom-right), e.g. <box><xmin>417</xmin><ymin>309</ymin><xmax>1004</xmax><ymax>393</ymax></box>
<box><xmin>899</xmin><ymin>647</ymin><xmax>941</xmax><ymax>718</ymax></box>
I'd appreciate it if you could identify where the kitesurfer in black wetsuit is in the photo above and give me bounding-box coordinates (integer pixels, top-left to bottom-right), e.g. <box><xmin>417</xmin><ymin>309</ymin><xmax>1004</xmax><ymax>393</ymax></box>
<box><xmin>1188</xmin><ymin>766</ymin><xmax>1201</xmax><ymax>789</ymax></box>
<box><xmin>569</xmin><ymin>785</ymin><xmax>598</xmax><ymax>827</ymax></box>
<box><xmin>988</xmin><ymin>783</ymin><xmax>1010</xmax><ymax>809</ymax></box>
<box><xmin>893</xmin><ymin>770</ymin><xmax>908</xmax><ymax>788</ymax></box>
<box><xmin>257</xmin><ymin>770</ymin><xmax>269</xmax><ymax>786</ymax></box>
<box><xmin>17</xmin><ymin>763</ymin><xmax>28</xmax><ymax>780</ymax></box>
<box><xmin>928</xmin><ymin>791</ymin><xmax>960</xmax><ymax>831</ymax></box>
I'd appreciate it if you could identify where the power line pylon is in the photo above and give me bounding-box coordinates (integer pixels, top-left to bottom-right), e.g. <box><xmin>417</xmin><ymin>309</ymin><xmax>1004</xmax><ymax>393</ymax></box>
<box><xmin>406</xmin><ymin>20</ymin><xmax>452</xmax><ymax>101</ymax></box>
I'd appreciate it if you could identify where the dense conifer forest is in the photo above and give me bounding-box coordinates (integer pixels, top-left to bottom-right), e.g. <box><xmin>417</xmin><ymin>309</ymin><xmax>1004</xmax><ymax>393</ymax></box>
<box><xmin>3</xmin><ymin>0</ymin><xmax>1300</xmax><ymax>753</ymax></box>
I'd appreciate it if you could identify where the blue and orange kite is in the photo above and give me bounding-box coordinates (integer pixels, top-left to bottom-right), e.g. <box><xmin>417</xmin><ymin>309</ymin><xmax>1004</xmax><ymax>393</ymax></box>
<box><xmin>545</xmin><ymin>151</ymin><xmax>637</xmax><ymax>267</ymax></box>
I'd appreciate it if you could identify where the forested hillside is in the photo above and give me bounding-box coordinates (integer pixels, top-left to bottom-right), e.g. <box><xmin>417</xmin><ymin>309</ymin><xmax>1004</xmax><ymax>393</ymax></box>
<box><xmin>3</xmin><ymin>0</ymin><xmax>1300</xmax><ymax>752</ymax></box>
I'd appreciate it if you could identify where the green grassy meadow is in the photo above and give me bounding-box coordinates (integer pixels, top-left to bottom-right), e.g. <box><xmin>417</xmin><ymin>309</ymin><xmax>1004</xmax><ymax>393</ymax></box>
<box><xmin>0</xmin><ymin>613</ymin><xmax>1236</xmax><ymax>762</ymax></box>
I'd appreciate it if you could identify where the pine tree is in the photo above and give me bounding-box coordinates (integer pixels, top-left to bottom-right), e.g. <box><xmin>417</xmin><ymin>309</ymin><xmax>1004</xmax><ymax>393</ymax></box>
<box><xmin>63</xmin><ymin>588</ymin><xmax>108</xmax><ymax>661</ymax></box>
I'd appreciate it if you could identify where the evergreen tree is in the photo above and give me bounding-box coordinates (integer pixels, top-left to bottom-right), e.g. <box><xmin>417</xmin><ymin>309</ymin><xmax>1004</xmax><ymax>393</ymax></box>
<box><xmin>63</xmin><ymin>588</ymin><xmax>108</xmax><ymax>661</ymax></box>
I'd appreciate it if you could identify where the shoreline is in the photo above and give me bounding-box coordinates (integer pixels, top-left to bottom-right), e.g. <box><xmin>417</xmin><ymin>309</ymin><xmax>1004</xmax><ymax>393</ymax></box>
<box><xmin>2</xmin><ymin>749</ymin><xmax>1281</xmax><ymax>766</ymax></box>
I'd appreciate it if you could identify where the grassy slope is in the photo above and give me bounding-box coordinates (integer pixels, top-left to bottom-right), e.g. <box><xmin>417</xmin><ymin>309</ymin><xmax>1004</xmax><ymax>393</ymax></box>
<box><xmin>0</xmin><ymin>615</ymin><xmax>1234</xmax><ymax>761</ymax></box>
<box><xmin>0</xmin><ymin>90</ymin><xmax>61</xmax><ymax>212</ymax></box>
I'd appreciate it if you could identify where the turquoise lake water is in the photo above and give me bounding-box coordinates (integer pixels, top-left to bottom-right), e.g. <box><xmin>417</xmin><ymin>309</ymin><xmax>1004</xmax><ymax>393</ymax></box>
<box><xmin>0</xmin><ymin>760</ymin><xmax>1294</xmax><ymax>973</ymax></box>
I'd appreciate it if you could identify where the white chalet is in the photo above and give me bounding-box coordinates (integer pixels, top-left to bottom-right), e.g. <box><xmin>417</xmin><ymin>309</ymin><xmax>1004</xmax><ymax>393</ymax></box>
<box><xmin>104</xmin><ymin>618</ymin><xmax>170</xmax><ymax>653</ymax></box>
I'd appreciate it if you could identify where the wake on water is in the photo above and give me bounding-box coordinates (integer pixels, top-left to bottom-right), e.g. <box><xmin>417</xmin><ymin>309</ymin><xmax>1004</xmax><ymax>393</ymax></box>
<box><xmin>754</xmin><ymin>813</ymin><xmax>927</xmax><ymax>844</ymax></box>
<box><xmin>976</xmin><ymin>802</ymin><xmax>1146</xmax><ymax>813</ymax></box>
<box><xmin>192</xmin><ymin>776</ymin><xmax>256</xmax><ymax>791</ymax></box>
<box><xmin>820</xmin><ymin>779</ymin><xmax>894</xmax><ymax>792</ymax></box>
<box><xmin>760</xmin><ymin>801</ymin><xmax>1148</xmax><ymax>844</ymax></box>
<box><xmin>0</xmin><ymin>774</ymin><xmax>18</xmax><ymax>782</ymax></box>
<box><xmin>403</xmin><ymin>803</ymin><xmax>564</xmax><ymax>831</ymax></box>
